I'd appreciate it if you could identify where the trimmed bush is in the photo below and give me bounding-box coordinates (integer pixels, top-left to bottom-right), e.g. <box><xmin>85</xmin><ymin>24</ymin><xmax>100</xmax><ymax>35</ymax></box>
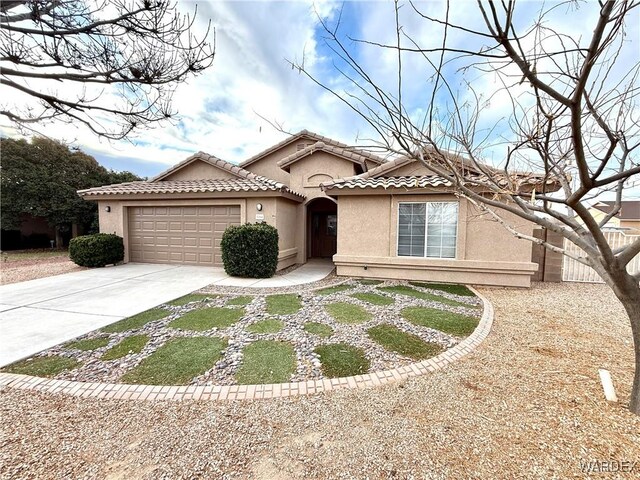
<box><xmin>220</xmin><ymin>222</ymin><xmax>279</xmax><ymax>278</ymax></box>
<box><xmin>69</xmin><ymin>233</ymin><xmax>124</xmax><ymax>268</ymax></box>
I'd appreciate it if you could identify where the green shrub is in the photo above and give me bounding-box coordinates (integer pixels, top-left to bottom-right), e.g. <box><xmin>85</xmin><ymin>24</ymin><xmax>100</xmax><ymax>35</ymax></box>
<box><xmin>220</xmin><ymin>223</ymin><xmax>279</xmax><ymax>278</ymax></box>
<box><xmin>69</xmin><ymin>233</ymin><xmax>124</xmax><ymax>267</ymax></box>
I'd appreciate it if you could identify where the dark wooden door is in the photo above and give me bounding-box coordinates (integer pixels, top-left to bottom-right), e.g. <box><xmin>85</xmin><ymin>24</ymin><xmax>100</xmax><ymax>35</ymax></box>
<box><xmin>311</xmin><ymin>212</ymin><xmax>337</xmax><ymax>258</ymax></box>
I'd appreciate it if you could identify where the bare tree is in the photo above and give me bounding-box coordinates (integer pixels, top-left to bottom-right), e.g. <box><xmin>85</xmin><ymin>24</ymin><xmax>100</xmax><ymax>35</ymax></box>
<box><xmin>1</xmin><ymin>0</ymin><xmax>215</xmax><ymax>139</ymax></box>
<box><xmin>294</xmin><ymin>0</ymin><xmax>640</xmax><ymax>413</ymax></box>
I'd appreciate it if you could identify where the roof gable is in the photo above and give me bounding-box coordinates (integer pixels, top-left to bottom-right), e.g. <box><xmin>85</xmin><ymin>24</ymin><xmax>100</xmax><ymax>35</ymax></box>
<box><xmin>239</xmin><ymin>129</ymin><xmax>386</xmax><ymax>169</ymax></box>
<box><xmin>152</xmin><ymin>152</ymin><xmax>252</xmax><ymax>182</ymax></box>
<box><xmin>276</xmin><ymin>141</ymin><xmax>381</xmax><ymax>173</ymax></box>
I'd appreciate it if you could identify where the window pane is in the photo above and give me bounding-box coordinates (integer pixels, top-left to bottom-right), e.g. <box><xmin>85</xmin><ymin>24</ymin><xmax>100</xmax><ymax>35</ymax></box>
<box><xmin>441</xmin><ymin>247</ymin><xmax>456</xmax><ymax>258</ymax></box>
<box><xmin>442</xmin><ymin>225</ymin><xmax>457</xmax><ymax>236</ymax></box>
<box><xmin>398</xmin><ymin>203</ymin><xmax>426</xmax><ymax>257</ymax></box>
<box><xmin>441</xmin><ymin>236</ymin><xmax>457</xmax><ymax>248</ymax></box>
<box><xmin>426</xmin><ymin>246</ymin><xmax>441</xmax><ymax>257</ymax></box>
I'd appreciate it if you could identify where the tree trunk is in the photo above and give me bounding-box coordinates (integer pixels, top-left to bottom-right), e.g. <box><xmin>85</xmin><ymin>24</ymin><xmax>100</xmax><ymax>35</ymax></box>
<box><xmin>609</xmin><ymin>270</ymin><xmax>640</xmax><ymax>414</ymax></box>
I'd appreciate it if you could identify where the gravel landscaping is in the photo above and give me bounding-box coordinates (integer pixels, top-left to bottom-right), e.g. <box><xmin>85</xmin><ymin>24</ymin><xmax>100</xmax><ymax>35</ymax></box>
<box><xmin>1</xmin><ymin>282</ymin><xmax>638</xmax><ymax>479</ymax></box>
<box><xmin>0</xmin><ymin>250</ymin><xmax>84</xmax><ymax>285</ymax></box>
<box><xmin>1</xmin><ymin>279</ymin><xmax>481</xmax><ymax>386</ymax></box>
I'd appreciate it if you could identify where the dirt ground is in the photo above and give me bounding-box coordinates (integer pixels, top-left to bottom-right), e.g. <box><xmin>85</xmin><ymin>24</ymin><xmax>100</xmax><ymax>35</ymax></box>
<box><xmin>1</xmin><ymin>282</ymin><xmax>638</xmax><ymax>479</ymax></box>
<box><xmin>0</xmin><ymin>252</ymin><xmax>84</xmax><ymax>285</ymax></box>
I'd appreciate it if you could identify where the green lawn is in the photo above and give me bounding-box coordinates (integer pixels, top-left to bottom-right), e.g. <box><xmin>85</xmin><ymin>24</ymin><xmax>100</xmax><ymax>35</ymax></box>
<box><xmin>65</xmin><ymin>337</ymin><xmax>110</xmax><ymax>351</ymax></box>
<box><xmin>350</xmin><ymin>292</ymin><xmax>394</xmax><ymax>306</ymax></box>
<box><xmin>316</xmin><ymin>285</ymin><xmax>353</xmax><ymax>295</ymax></box>
<box><xmin>168</xmin><ymin>294</ymin><xmax>216</xmax><ymax>306</ymax></box>
<box><xmin>101</xmin><ymin>308</ymin><xmax>169</xmax><ymax>333</ymax></box>
<box><xmin>2</xmin><ymin>250</ymin><xmax>68</xmax><ymax>262</ymax></box>
<box><xmin>101</xmin><ymin>335</ymin><xmax>149</xmax><ymax>361</ymax></box>
<box><xmin>409</xmin><ymin>282</ymin><xmax>475</xmax><ymax>297</ymax></box>
<box><xmin>169</xmin><ymin>307</ymin><xmax>244</xmax><ymax>331</ymax></box>
<box><xmin>368</xmin><ymin>324</ymin><xmax>442</xmax><ymax>360</ymax></box>
<box><xmin>304</xmin><ymin>322</ymin><xmax>333</xmax><ymax>337</ymax></box>
<box><xmin>236</xmin><ymin>340</ymin><xmax>296</xmax><ymax>384</ymax></box>
<box><xmin>121</xmin><ymin>337</ymin><xmax>227</xmax><ymax>385</ymax></box>
<box><xmin>402</xmin><ymin>306</ymin><xmax>479</xmax><ymax>336</ymax></box>
<box><xmin>357</xmin><ymin>279</ymin><xmax>383</xmax><ymax>285</ymax></box>
<box><xmin>325</xmin><ymin>302</ymin><xmax>372</xmax><ymax>324</ymax></box>
<box><xmin>314</xmin><ymin>343</ymin><xmax>370</xmax><ymax>378</ymax></box>
<box><xmin>378</xmin><ymin>285</ymin><xmax>471</xmax><ymax>307</ymax></box>
<box><xmin>247</xmin><ymin>319</ymin><xmax>284</xmax><ymax>334</ymax></box>
<box><xmin>266</xmin><ymin>294</ymin><xmax>302</xmax><ymax>315</ymax></box>
<box><xmin>1</xmin><ymin>356</ymin><xmax>80</xmax><ymax>377</ymax></box>
<box><xmin>226</xmin><ymin>296</ymin><xmax>253</xmax><ymax>306</ymax></box>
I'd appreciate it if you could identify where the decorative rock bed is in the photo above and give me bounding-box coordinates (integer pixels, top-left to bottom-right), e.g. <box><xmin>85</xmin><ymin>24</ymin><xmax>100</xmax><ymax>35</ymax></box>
<box><xmin>1</xmin><ymin>278</ymin><xmax>484</xmax><ymax>388</ymax></box>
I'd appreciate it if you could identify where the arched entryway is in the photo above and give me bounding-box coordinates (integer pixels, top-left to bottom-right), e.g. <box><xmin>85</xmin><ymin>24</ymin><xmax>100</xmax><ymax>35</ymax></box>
<box><xmin>306</xmin><ymin>197</ymin><xmax>337</xmax><ymax>259</ymax></box>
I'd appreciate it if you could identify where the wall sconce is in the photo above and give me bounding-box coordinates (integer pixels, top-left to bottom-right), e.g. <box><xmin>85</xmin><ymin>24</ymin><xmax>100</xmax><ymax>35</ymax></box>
<box><xmin>256</xmin><ymin>203</ymin><xmax>263</xmax><ymax>211</ymax></box>
<box><xmin>105</xmin><ymin>206</ymin><xmax>111</xmax><ymax>212</ymax></box>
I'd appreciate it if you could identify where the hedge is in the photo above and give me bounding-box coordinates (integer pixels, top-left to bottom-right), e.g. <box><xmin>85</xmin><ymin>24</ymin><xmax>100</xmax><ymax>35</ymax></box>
<box><xmin>69</xmin><ymin>233</ymin><xmax>124</xmax><ymax>268</ymax></box>
<box><xmin>221</xmin><ymin>223</ymin><xmax>279</xmax><ymax>278</ymax></box>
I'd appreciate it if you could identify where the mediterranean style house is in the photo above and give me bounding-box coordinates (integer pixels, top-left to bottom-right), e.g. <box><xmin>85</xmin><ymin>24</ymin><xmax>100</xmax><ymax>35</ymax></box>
<box><xmin>79</xmin><ymin>130</ymin><xmax>551</xmax><ymax>287</ymax></box>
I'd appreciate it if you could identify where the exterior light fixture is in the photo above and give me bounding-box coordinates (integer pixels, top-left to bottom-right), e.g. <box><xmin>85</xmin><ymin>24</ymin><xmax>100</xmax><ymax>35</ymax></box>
<box><xmin>105</xmin><ymin>206</ymin><xmax>111</xmax><ymax>212</ymax></box>
<box><xmin>256</xmin><ymin>203</ymin><xmax>263</xmax><ymax>211</ymax></box>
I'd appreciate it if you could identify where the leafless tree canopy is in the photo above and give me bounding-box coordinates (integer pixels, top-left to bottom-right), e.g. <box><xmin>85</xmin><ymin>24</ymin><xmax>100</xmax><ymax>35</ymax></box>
<box><xmin>1</xmin><ymin>0</ymin><xmax>215</xmax><ymax>139</ymax></box>
<box><xmin>295</xmin><ymin>0</ymin><xmax>640</xmax><ymax>413</ymax></box>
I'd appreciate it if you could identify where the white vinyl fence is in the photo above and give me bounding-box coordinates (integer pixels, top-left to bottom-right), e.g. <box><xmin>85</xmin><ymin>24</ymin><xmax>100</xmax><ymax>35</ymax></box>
<box><xmin>562</xmin><ymin>230</ymin><xmax>640</xmax><ymax>283</ymax></box>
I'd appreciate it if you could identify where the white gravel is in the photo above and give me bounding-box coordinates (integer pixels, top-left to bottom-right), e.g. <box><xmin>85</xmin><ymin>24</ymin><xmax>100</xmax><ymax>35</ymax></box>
<box><xmin>1</xmin><ymin>282</ymin><xmax>638</xmax><ymax>479</ymax></box>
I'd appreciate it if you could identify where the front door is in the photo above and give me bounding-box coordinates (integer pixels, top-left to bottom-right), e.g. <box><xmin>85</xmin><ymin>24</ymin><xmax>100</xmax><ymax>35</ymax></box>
<box><xmin>310</xmin><ymin>212</ymin><xmax>337</xmax><ymax>258</ymax></box>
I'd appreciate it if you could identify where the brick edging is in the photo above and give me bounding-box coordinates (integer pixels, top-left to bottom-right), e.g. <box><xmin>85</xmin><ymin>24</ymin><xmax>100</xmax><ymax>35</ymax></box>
<box><xmin>0</xmin><ymin>287</ymin><xmax>493</xmax><ymax>401</ymax></box>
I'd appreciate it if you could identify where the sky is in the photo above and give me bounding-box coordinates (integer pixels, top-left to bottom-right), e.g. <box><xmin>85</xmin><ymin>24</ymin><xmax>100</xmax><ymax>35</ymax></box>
<box><xmin>1</xmin><ymin>0</ymin><xmax>639</xmax><ymax>198</ymax></box>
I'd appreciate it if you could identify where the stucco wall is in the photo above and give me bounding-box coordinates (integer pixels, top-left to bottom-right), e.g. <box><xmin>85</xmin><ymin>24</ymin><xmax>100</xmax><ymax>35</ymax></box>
<box><xmin>161</xmin><ymin>160</ymin><xmax>236</xmax><ymax>181</ymax></box>
<box><xmin>275</xmin><ymin>198</ymin><xmax>299</xmax><ymax>269</ymax></box>
<box><xmin>333</xmin><ymin>193</ymin><xmax>537</xmax><ymax>287</ymax></box>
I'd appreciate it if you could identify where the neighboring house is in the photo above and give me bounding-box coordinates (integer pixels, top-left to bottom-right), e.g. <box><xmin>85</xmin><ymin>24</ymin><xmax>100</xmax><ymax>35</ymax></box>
<box><xmin>79</xmin><ymin>130</ymin><xmax>554</xmax><ymax>287</ymax></box>
<box><xmin>586</xmin><ymin>200</ymin><xmax>640</xmax><ymax>232</ymax></box>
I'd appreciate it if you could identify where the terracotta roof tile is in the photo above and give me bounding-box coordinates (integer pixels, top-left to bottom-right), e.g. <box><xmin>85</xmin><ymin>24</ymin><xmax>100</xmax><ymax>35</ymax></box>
<box><xmin>321</xmin><ymin>175</ymin><xmax>452</xmax><ymax>191</ymax></box>
<box><xmin>78</xmin><ymin>178</ymin><xmax>305</xmax><ymax>199</ymax></box>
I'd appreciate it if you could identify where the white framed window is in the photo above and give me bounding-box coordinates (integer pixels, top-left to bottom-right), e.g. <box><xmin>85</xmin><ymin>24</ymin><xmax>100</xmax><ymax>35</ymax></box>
<box><xmin>398</xmin><ymin>202</ymin><xmax>458</xmax><ymax>259</ymax></box>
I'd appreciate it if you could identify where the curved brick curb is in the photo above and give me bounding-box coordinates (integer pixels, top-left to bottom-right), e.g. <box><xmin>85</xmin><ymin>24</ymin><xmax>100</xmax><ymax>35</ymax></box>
<box><xmin>0</xmin><ymin>287</ymin><xmax>493</xmax><ymax>402</ymax></box>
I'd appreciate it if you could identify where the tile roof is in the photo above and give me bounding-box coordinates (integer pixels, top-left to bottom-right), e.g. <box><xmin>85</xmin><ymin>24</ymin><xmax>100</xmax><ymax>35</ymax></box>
<box><xmin>151</xmin><ymin>152</ymin><xmax>256</xmax><ymax>182</ymax></box>
<box><xmin>322</xmin><ymin>175</ymin><xmax>452</xmax><ymax>191</ymax></box>
<box><xmin>277</xmin><ymin>141</ymin><xmax>384</xmax><ymax>171</ymax></box>
<box><xmin>593</xmin><ymin>200</ymin><xmax>640</xmax><ymax>220</ymax></box>
<box><xmin>78</xmin><ymin>178</ymin><xmax>305</xmax><ymax>199</ymax></box>
<box><xmin>239</xmin><ymin>129</ymin><xmax>386</xmax><ymax>168</ymax></box>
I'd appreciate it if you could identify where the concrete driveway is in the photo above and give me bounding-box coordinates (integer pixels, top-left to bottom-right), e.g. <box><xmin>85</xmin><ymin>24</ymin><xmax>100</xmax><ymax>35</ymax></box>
<box><xmin>0</xmin><ymin>263</ymin><xmax>225</xmax><ymax>367</ymax></box>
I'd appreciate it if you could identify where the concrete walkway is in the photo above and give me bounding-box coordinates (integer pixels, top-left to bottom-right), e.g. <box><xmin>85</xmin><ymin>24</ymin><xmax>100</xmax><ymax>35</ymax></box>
<box><xmin>0</xmin><ymin>260</ymin><xmax>334</xmax><ymax>367</ymax></box>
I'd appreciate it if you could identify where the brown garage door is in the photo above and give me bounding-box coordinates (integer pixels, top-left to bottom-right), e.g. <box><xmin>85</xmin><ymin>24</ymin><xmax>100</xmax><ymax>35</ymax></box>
<box><xmin>128</xmin><ymin>205</ymin><xmax>241</xmax><ymax>265</ymax></box>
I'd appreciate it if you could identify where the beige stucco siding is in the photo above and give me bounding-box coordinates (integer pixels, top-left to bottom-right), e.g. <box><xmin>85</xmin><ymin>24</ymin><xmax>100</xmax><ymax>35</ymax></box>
<box><xmin>333</xmin><ymin>194</ymin><xmax>537</xmax><ymax>287</ymax></box>
<box><xmin>160</xmin><ymin>160</ymin><xmax>236</xmax><ymax>181</ymax></box>
<box><xmin>275</xmin><ymin>198</ymin><xmax>299</xmax><ymax>269</ymax></box>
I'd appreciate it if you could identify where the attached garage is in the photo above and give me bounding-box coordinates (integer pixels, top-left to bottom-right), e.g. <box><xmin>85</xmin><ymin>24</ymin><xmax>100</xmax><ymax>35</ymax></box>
<box><xmin>128</xmin><ymin>205</ymin><xmax>241</xmax><ymax>266</ymax></box>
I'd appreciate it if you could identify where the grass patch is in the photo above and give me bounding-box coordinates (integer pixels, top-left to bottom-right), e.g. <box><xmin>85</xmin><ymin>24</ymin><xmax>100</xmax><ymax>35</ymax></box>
<box><xmin>314</xmin><ymin>343</ymin><xmax>370</xmax><ymax>378</ymax></box>
<box><xmin>101</xmin><ymin>308</ymin><xmax>169</xmax><ymax>333</ymax></box>
<box><xmin>65</xmin><ymin>337</ymin><xmax>110</xmax><ymax>351</ymax></box>
<box><xmin>402</xmin><ymin>306</ymin><xmax>479</xmax><ymax>336</ymax></box>
<box><xmin>1</xmin><ymin>356</ymin><xmax>80</xmax><ymax>377</ymax></box>
<box><xmin>168</xmin><ymin>294</ymin><xmax>216</xmax><ymax>306</ymax></box>
<box><xmin>121</xmin><ymin>337</ymin><xmax>227</xmax><ymax>385</ymax></box>
<box><xmin>236</xmin><ymin>340</ymin><xmax>296</xmax><ymax>385</ymax></box>
<box><xmin>409</xmin><ymin>282</ymin><xmax>475</xmax><ymax>297</ymax></box>
<box><xmin>368</xmin><ymin>324</ymin><xmax>442</xmax><ymax>360</ymax></box>
<box><xmin>2</xmin><ymin>250</ymin><xmax>68</xmax><ymax>262</ymax></box>
<box><xmin>247</xmin><ymin>319</ymin><xmax>284</xmax><ymax>334</ymax></box>
<box><xmin>316</xmin><ymin>284</ymin><xmax>353</xmax><ymax>295</ymax></box>
<box><xmin>357</xmin><ymin>279</ymin><xmax>382</xmax><ymax>285</ymax></box>
<box><xmin>266</xmin><ymin>294</ymin><xmax>302</xmax><ymax>315</ymax></box>
<box><xmin>378</xmin><ymin>285</ymin><xmax>470</xmax><ymax>307</ymax></box>
<box><xmin>226</xmin><ymin>295</ymin><xmax>253</xmax><ymax>306</ymax></box>
<box><xmin>304</xmin><ymin>322</ymin><xmax>333</xmax><ymax>337</ymax></box>
<box><xmin>325</xmin><ymin>302</ymin><xmax>372</xmax><ymax>324</ymax></box>
<box><xmin>350</xmin><ymin>292</ymin><xmax>394</xmax><ymax>306</ymax></box>
<box><xmin>101</xmin><ymin>335</ymin><xmax>149</xmax><ymax>361</ymax></box>
<box><xmin>169</xmin><ymin>307</ymin><xmax>244</xmax><ymax>331</ymax></box>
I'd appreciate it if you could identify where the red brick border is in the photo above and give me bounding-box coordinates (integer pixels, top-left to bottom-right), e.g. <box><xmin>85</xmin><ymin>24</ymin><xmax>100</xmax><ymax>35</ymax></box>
<box><xmin>0</xmin><ymin>287</ymin><xmax>493</xmax><ymax>401</ymax></box>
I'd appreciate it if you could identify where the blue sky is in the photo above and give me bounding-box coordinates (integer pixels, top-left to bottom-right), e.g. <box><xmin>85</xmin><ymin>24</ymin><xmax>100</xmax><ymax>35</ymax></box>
<box><xmin>1</xmin><ymin>0</ymin><xmax>638</xmax><ymax>198</ymax></box>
